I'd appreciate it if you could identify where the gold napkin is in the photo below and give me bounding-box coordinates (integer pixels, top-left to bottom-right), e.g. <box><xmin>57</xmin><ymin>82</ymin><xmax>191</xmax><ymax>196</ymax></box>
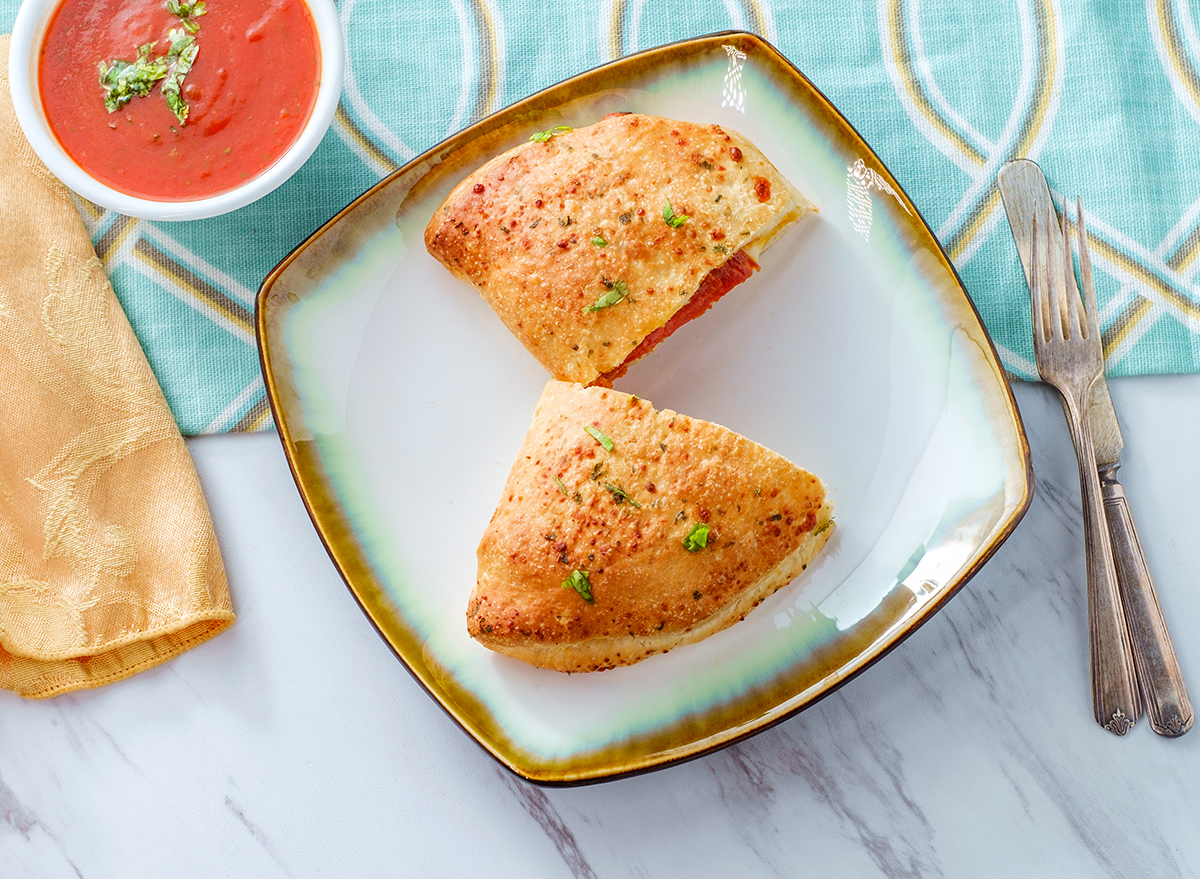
<box><xmin>0</xmin><ymin>35</ymin><xmax>234</xmax><ymax>698</ymax></box>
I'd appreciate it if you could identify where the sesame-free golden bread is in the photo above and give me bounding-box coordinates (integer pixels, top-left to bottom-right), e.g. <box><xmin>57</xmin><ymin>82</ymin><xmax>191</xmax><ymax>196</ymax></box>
<box><xmin>470</xmin><ymin>382</ymin><xmax>833</xmax><ymax>672</ymax></box>
<box><xmin>425</xmin><ymin>114</ymin><xmax>814</xmax><ymax>386</ymax></box>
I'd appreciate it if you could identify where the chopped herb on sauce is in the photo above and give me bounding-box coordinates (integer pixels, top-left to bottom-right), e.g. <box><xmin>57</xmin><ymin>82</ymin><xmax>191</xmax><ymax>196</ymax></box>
<box><xmin>583</xmin><ymin>425</ymin><xmax>614</xmax><ymax>451</ymax></box>
<box><xmin>604</xmin><ymin>482</ymin><xmax>641</xmax><ymax>508</ymax></box>
<box><xmin>592</xmin><ymin>236</ymin><xmax>607</xmax><ymax>246</ymax></box>
<box><xmin>167</xmin><ymin>0</ymin><xmax>208</xmax><ymax>33</ymax></box>
<box><xmin>529</xmin><ymin>125</ymin><xmax>572</xmax><ymax>143</ymax></box>
<box><xmin>582</xmin><ymin>279</ymin><xmax>628</xmax><ymax>314</ymax></box>
<box><xmin>553</xmin><ymin>475</ymin><xmax>569</xmax><ymax>496</ymax></box>
<box><xmin>161</xmin><ymin>29</ymin><xmax>199</xmax><ymax>125</ymax></box>
<box><xmin>562</xmin><ymin>570</ymin><xmax>594</xmax><ymax>603</ymax></box>
<box><xmin>98</xmin><ymin>44</ymin><xmax>167</xmax><ymax>113</ymax></box>
<box><xmin>663</xmin><ymin>200</ymin><xmax>690</xmax><ymax>228</ymax></box>
<box><xmin>98</xmin><ymin>13</ymin><xmax>202</xmax><ymax>125</ymax></box>
<box><xmin>683</xmin><ymin>522</ymin><xmax>711</xmax><ymax>552</ymax></box>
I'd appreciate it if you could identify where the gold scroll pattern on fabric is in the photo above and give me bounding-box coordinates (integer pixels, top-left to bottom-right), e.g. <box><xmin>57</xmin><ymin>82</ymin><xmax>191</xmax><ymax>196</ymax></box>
<box><xmin>0</xmin><ymin>35</ymin><xmax>234</xmax><ymax>698</ymax></box>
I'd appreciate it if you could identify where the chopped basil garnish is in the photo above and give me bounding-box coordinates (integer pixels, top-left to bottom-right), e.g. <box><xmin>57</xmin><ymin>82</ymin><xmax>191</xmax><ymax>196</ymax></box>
<box><xmin>582</xmin><ymin>279</ymin><xmax>628</xmax><ymax>314</ymax></box>
<box><xmin>99</xmin><ymin>44</ymin><xmax>168</xmax><ymax>113</ymax></box>
<box><xmin>161</xmin><ymin>29</ymin><xmax>199</xmax><ymax>125</ymax></box>
<box><xmin>529</xmin><ymin>125</ymin><xmax>572</xmax><ymax>143</ymax></box>
<box><xmin>97</xmin><ymin>15</ymin><xmax>201</xmax><ymax>124</ymax></box>
<box><xmin>683</xmin><ymin>522</ymin><xmax>710</xmax><ymax>552</ymax></box>
<box><xmin>592</xmin><ymin>236</ymin><xmax>607</xmax><ymax>247</ymax></box>
<box><xmin>583</xmin><ymin>425</ymin><xmax>614</xmax><ymax>451</ymax></box>
<box><xmin>604</xmin><ymin>482</ymin><xmax>641</xmax><ymax>509</ymax></box>
<box><xmin>562</xmin><ymin>570</ymin><xmax>594</xmax><ymax>604</ymax></box>
<box><xmin>663</xmin><ymin>200</ymin><xmax>690</xmax><ymax>228</ymax></box>
<box><xmin>167</xmin><ymin>0</ymin><xmax>207</xmax><ymax>33</ymax></box>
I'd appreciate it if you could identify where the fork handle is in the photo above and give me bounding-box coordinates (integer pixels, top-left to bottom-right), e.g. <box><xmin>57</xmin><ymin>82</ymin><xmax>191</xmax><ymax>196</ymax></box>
<box><xmin>1061</xmin><ymin>392</ymin><xmax>1142</xmax><ymax>734</ymax></box>
<box><xmin>1100</xmin><ymin>466</ymin><xmax>1194</xmax><ymax>736</ymax></box>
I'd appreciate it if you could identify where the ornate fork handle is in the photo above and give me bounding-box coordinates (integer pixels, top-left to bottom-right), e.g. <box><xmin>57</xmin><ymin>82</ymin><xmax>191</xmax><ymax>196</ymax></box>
<box><xmin>1101</xmin><ymin>467</ymin><xmax>1194</xmax><ymax>736</ymax></box>
<box><xmin>1057</xmin><ymin>384</ymin><xmax>1142</xmax><ymax>734</ymax></box>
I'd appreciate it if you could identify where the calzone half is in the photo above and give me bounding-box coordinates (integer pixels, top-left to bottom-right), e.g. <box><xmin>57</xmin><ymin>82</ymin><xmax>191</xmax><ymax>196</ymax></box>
<box><xmin>425</xmin><ymin>114</ymin><xmax>815</xmax><ymax>386</ymax></box>
<box><xmin>469</xmin><ymin>382</ymin><xmax>833</xmax><ymax>672</ymax></box>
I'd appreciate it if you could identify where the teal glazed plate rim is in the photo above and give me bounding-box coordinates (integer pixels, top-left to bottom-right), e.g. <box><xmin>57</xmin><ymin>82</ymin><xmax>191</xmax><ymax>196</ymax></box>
<box><xmin>256</xmin><ymin>32</ymin><xmax>1033</xmax><ymax>785</ymax></box>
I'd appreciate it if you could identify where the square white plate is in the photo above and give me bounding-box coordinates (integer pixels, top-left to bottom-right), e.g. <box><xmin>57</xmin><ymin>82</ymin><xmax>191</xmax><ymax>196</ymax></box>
<box><xmin>257</xmin><ymin>32</ymin><xmax>1031</xmax><ymax>784</ymax></box>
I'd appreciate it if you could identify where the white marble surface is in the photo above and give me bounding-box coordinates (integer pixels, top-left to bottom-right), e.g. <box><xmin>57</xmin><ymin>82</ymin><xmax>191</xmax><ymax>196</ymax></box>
<box><xmin>2</xmin><ymin>375</ymin><xmax>1200</xmax><ymax>877</ymax></box>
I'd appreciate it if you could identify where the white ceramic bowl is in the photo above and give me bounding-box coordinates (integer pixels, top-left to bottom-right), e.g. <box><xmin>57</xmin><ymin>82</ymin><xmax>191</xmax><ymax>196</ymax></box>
<box><xmin>7</xmin><ymin>0</ymin><xmax>343</xmax><ymax>221</ymax></box>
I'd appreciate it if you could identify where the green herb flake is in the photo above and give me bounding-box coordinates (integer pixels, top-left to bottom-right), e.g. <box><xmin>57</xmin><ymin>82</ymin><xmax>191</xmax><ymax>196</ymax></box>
<box><xmin>562</xmin><ymin>569</ymin><xmax>594</xmax><ymax>604</ymax></box>
<box><xmin>683</xmin><ymin>522</ymin><xmax>711</xmax><ymax>553</ymax></box>
<box><xmin>553</xmin><ymin>475</ymin><xmax>569</xmax><ymax>497</ymax></box>
<box><xmin>663</xmin><ymin>200</ymin><xmax>690</xmax><ymax>228</ymax></box>
<box><xmin>603</xmin><ymin>482</ymin><xmax>641</xmax><ymax>509</ymax></box>
<box><xmin>582</xmin><ymin>279</ymin><xmax>629</xmax><ymax>314</ymax></box>
<box><xmin>814</xmin><ymin>519</ymin><xmax>833</xmax><ymax>536</ymax></box>
<box><xmin>529</xmin><ymin>125</ymin><xmax>573</xmax><ymax>143</ymax></box>
<box><xmin>161</xmin><ymin>28</ymin><xmax>199</xmax><ymax>125</ymax></box>
<box><xmin>167</xmin><ymin>0</ymin><xmax>207</xmax><ymax>32</ymax></box>
<box><xmin>591</xmin><ymin>236</ymin><xmax>607</xmax><ymax>247</ymax></box>
<box><xmin>98</xmin><ymin>44</ymin><xmax>167</xmax><ymax>113</ymax></box>
<box><xmin>583</xmin><ymin>425</ymin><xmax>614</xmax><ymax>451</ymax></box>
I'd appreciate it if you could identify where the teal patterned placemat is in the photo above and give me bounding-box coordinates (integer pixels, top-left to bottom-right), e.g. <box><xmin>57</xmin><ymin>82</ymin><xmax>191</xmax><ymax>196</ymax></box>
<box><xmin>7</xmin><ymin>1</ymin><xmax>1200</xmax><ymax>434</ymax></box>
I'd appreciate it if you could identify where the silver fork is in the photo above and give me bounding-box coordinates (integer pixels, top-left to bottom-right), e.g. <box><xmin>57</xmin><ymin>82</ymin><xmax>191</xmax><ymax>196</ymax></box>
<box><xmin>1030</xmin><ymin>201</ymin><xmax>1142</xmax><ymax>735</ymax></box>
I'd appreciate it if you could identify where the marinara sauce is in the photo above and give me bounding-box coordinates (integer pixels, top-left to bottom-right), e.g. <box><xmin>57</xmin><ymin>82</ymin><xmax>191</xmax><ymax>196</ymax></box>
<box><xmin>39</xmin><ymin>0</ymin><xmax>320</xmax><ymax>201</ymax></box>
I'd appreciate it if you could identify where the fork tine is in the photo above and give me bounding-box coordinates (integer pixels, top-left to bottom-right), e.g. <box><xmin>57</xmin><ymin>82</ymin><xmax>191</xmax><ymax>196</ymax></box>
<box><xmin>1060</xmin><ymin>199</ymin><xmax>1083</xmax><ymax>340</ymax></box>
<box><xmin>1076</xmin><ymin>197</ymin><xmax>1102</xmax><ymax>342</ymax></box>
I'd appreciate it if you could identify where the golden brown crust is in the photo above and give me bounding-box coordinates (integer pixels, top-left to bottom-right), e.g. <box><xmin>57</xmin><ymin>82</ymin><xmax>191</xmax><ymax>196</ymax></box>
<box><xmin>425</xmin><ymin>115</ymin><xmax>814</xmax><ymax>385</ymax></box>
<box><xmin>470</xmin><ymin>382</ymin><xmax>833</xmax><ymax>672</ymax></box>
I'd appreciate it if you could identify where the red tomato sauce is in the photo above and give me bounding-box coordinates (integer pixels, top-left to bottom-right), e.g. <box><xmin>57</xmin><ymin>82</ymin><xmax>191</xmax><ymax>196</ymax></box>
<box><xmin>598</xmin><ymin>249</ymin><xmax>760</xmax><ymax>385</ymax></box>
<box><xmin>39</xmin><ymin>0</ymin><xmax>320</xmax><ymax>201</ymax></box>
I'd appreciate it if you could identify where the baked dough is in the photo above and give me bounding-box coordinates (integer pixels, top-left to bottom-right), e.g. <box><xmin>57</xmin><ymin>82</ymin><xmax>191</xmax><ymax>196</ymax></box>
<box><xmin>470</xmin><ymin>381</ymin><xmax>833</xmax><ymax>672</ymax></box>
<box><xmin>425</xmin><ymin>114</ymin><xmax>815</xmax><ymax>386</ymax></box>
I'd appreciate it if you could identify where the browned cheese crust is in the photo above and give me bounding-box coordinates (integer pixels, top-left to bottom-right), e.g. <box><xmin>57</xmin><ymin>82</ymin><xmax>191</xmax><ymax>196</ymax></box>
<box><xmin>471</xmin><ymin>381</ymin><xmax>833</xmax><ymax>672</ymax></box>
<box><xmin>425</xmin><ymin>114</ymin><xmax>814</xmax><ymax>385</ymax></box>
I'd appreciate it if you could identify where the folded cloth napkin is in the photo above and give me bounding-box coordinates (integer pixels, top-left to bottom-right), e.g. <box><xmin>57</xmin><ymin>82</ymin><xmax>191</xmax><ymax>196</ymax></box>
<box><xmin>0</xmin><ymin>34</ymin><xmax>234</xmax><ymax>698</ymax></box>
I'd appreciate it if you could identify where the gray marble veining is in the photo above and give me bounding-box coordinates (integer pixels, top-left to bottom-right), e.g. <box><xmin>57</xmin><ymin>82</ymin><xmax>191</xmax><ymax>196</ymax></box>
<box><xmin>2</xmin><ymin>377</ymin><xmax>1200</xmax><ymax>878</ymax></box>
